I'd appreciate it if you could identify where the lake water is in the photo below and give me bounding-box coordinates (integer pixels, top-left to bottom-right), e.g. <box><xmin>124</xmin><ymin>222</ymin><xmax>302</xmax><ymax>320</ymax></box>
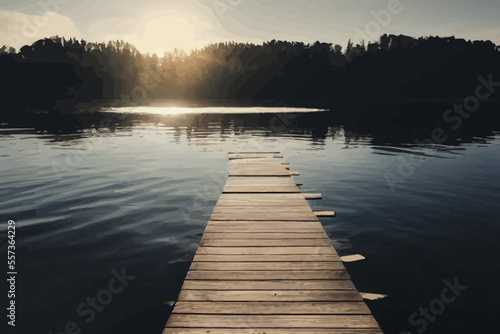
<box><xmin>1</xmin><ymin>108</ymin><xmax>499</xmax><ymax>334</ymax></box>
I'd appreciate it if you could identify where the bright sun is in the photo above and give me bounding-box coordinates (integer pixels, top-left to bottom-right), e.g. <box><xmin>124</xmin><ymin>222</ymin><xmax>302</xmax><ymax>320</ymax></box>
<box><xmin>110</xmin><ymin>12</ymin><xmax>211</xmax><ymax>55</ymax></box>
<box><xmin>138</xmin><ymin>16</ymin><xmax>204</xmax><ymax>54</ymax></box>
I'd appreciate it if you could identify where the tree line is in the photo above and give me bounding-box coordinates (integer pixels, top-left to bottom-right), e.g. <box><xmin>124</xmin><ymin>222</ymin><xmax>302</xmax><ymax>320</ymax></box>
<box><xmin>1</xmin><ymin>34</ymin><xmax>499</xmax><ymax>121</ymax></box>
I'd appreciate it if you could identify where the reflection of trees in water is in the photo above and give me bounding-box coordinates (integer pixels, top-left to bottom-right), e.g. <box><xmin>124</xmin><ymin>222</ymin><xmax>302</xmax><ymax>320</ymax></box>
<box><xmin>7</xmin><ymin>108</ymin><xmax>497</xmax><ymax>155</ymax></box>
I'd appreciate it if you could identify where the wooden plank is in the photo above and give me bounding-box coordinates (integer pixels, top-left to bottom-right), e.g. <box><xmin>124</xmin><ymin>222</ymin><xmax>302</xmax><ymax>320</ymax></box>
<box><xmin>201</xmin><ymin>233</ymin><xmax>327</xmax><ymax>240</ymax></box>
<box><xmin>206</xmin><ymin>220</ymin><xmax>322</xmax><ymax>225</ymax></box>
<box><xmin>211</xmin><ymin>206</ymin><xmax>314</xmax><ymax>213</ymax></box>
<box><xmin>229</xmin><ymin>165</ymin><xmax>287</xmax><ymax>169</ymax></box>
<box><xmin>193</xmin><ymin>254</ymin><xmax>341</xmax><ymax>262</ymax></box>
<box><xmin>214</xmin><ymin>204</ymin><xmax>312</xmax><ymax>209</ymax></box>
<box><xmin>210</xmin><ymin>213</ymin><xmax>318</xmax><ymax>221</ymax></box>
<box><xmin>229</xmin><ymin>167</ymin><xmax>289</xmax><ymax>171</ymax></box>
<box><xmin>219</xmin><ymin>192</ymin><xmax>304</xmax><ymax>196</ymax></box>
<box><xmin>177</xmin><ymin>290</ymin><xmax>363</xmax><ymax>302</ymax></box>
<box><xmin>304</xmin><ymin>193</ymin><xmax>323</xmax><ymax>199</ymax></box>
<box><xmin>228</xmin><ymin>154</ymin><xmax>276</xmax><ymax>160</ymax></box>
<box><xmin>185</xmin><ymin>270</ymin><xmax>351</xmax><ymax>280</ymax></box>
<box><xmin>205</xmin><ymin>221</ymin><xmax>323</xmax><ymax>227</ymax></box>
<box><xmin>164</xmin><ymin>329</ymin><xmax>383</xmax><ymax>334</ymax></box>
<box><xmin>216</xmin><ymin>197</ymin><xmax>310</xmax><ymax>202</ymax></box>
<box><xmin>229</xmin><ymin>166</ymin><xmax>288</xmax><ymax>169</ymax></box>
<box><xmin>195</xmin><ymin>247</ymin><xmax>337</xmax><ymax>255</ymax></box>
<box><xmin>315</xmin><ymin>211</ymin><xmax>337</xmax><ymax>217</ymax></box>
<box><xmin>166</xmin><ymin>314</ymin><xmax>377</xmax><ymax>328</ymax></box>
<box><xmin>227</xmin><ymin>177</ymin><xmax>294</xmax><ymax>183</ymax></box>
<box><xmin>210</xmin><ymin>215</ymin><xmax>318</xmax><ymax>221</ymax></box>
<box><xmin>172</xmin><ymin>301</ymin><xmax>372</xmax><ymax>314</ymax></box>
<box><xmin>217</xmin><ymin>195</ymin><xmax>307</xmax><ymax>199</ymax></box>
<box><xmin>341</xmin><ymin>255</ymin><xmax>366</xmax><ymax>263</ymax></box>
<box><xmin>211</xmin><ymin>208</ymin><xmax>315</xmax><ymax>213</ymax></box>
<box><xmin>223</xmin><ymin>177</ymin><xmax>300</xmax><ymax>193</ymax></box>
<box><xmin>215</xmin><ymin>202</ymin><xmax>311</xmax><ymax>207</ymax></box>
<box><xmin>230</xmin><ymin>171</ymin><xmax>292</xmax><ymax>176</ymax></box>
<box><xmin>218</xmin><ymin>193</ymin><xmax>308</xmax><ymax>200</ymax></box>
<box><xmin>210</xmin><ymin>213</ymin><xmax>316</xmax><ymax>219</ymax></box>
<box><xmin>216</xmin><ymin>200</ymin><xmax>308</xmax><ymax>205</ymax></box>
<box><xmin>226</xmin><ymin>167</ymin><xmax>290</xmax><ymax>172</ymax></box>
<box><xmin>199</xmin><ymin>239</ymin><xmax>331</xmax><ymax>247</ymax></box>
<box><xmin>203</xmin><ymin>226</ymin><xmax>325</xmax><ymax>233</ymax></box>
<box><xmin>212</xmin><ymin>205</ymin><xmax>313</xmax><ymax>210</ymax></box>
<box><xmin>222</xmin><ymin>187</ymin><xmax>301</xmax><ymax>193</ymax></box>
<box><xmin>227</xmin><ymin>151</ymin><xmax>282</xmax><ymax>154</ymax></box>
<box><xmin>189</xmin><ymin>262</ymin><xmax>345</xmax><ymax>271</ymax></box>
<box><xmin>181</xmin><ymin>280</ymin><xmax>355</xmax><ymax>290</ymax></box>
<box><xmin>229</xmin><ymin>162</ymin><xmax>286</xmax><ymax>167</ymax></box>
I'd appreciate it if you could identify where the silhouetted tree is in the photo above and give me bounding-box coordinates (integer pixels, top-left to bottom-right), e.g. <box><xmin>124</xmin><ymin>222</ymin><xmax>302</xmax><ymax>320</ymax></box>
<box><xmin>1</xmin><ymin>34</ymin><xmax>499</xmax><ymax>124</ymax></box>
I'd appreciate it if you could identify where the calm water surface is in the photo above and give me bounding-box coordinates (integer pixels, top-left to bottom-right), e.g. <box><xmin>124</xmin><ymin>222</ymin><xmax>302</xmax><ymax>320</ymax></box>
<box><xmin>1</xmin><ymin>109</ymin><xmax>499</xmax><ymax>333</ymax></box>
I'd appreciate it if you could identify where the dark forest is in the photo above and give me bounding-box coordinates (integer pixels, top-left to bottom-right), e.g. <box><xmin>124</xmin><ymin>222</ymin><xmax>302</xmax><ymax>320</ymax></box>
<box><xmin>1</xmin><ymin>34</ymin><xmax>499</xmax><ymax>124</ymax></box>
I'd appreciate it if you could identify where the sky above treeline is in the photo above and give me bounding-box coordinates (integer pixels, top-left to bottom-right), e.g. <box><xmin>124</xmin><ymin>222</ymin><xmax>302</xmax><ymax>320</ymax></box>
<box><xmin>1</xmin><ymin>0</ymin><xmax>499</xmax><ymax>54</ymax></box>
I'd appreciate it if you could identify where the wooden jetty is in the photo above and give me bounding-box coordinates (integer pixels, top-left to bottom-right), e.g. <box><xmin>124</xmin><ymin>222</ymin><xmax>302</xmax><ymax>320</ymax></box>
<box><xmin>164</xmin><ymin>152</ymin><xmax>383</xmax><ymax>333</ymax></box>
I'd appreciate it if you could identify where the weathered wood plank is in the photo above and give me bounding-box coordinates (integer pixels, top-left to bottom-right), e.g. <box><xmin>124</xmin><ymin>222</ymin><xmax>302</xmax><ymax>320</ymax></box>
<box><xmin>166</xmin><ymin>314</ymin><xmax>377</xmax><ymax>328</ymax></box>
<box><xmin>199</xmin><ymin>239</ymin><xmax>331</xmax><ymax>247</ymax></box>
<box><xmin>210</xmin><ymin>213</ymin><xmax>318</xmax><ymax>221</ymax></box>
<box><xmin>218</xmin><ymin>193</ymin><xmax>306</xmax><ymax>198</ymax></box>
<box><xmin>228</xmin><ymin>154</ymin><xmax>276</xmax><ymax>159</ymax></box>
<box><xmin>229</xmin><ymin>162</ymin><xmax>287</xmax><ymax>167</ymax></box>
<box><xmin>201</xmin><ymin>232</ymin><xmax>327</xmax><ymax>240</ymax></box>
<box><xmin>209</xmin><ymin>215</ymin><xmax>317</xmax><ymax>221</ymax></box>
<box><xmin>304</xmin><ymin>193</ymin><xmax>323</xmax><ymax>199</ymax></box>
<box><xmin>177</xmin><ymin>290</ymin><xmax>363</xmax><ymax>302</ymax></box>
<box><xmin>227</xmin><ymin>177</ymin><xmax>294</xmax><ymax>183</ymax></box>
<box><xmin>181</xmin><ymin>280</ymin><xmax>355</xmax><ymax>290</ymax></box>
<box><xmin>212</xmin><ymin>206</ymin><xmax>314</xmax><ymax>212</ymax></box>
<box><xmin>185</xmin><ymin>270</ymin><xmax>350</xmax><ymax>280</ymax></box>
<box><xmin>193</xmin><ymin>254</ymin><xmax>341</xmax><ymax>262</ymax></box>
<box><xmin>189</xmin><ymin>262</ymin><xmax>345</xmax><ymax>271</ymax></box>
<box><xmin>164</xmin><ymin>329</ymin><xmax>383</xmax><ymax>334</ymax></box>
<box><xmin>205</xmin><ymin>220</ymin><xmax>321</xmax><ymax>225</ymax></box>
<box><xmin>223</xmin><ymin>188</ymin><xmax>301</xmax><ymax>193</ymax></box>
<box><xmin>172</xmin><ymin>301</ymin><xmax>371</xmax><ymax>314</ymax></box>
<box><xmin>230</xmin><ymin>171</ymin><xmax>292</xmax><ymax>176</ymax></box>
<box><xmin>195</xmin><ymin>246</ymin><xmax>337</xmax><ymax>255</ymax></box>
<box><xmin>227</xmin><ymin>151</ymin><xmax>282</xmax><ymax>154</ymax></box>
<box><xmin>315</xmin><ymin>211</ymin><xmax>337</xmax><ymax>217</ymax></box>
<box><xmin>215</xmin><ymin>202</ymin><xmax>312</xmax><ymax>207</ymax></box>
<box><xmin>223</xmin><ymin>177</ymin><xmax>300</xmax><ymax>193</ymax></box>
<box><xmin>211</xmin><ymin>211</ymin><xmax>315</xmax><ymax>217</ymax></box>
<box><xmin>203</xmin><ymin>226</ymin><xmax>325</xmax><ymax>233</ymax></box>
<box><xmin>206</xmin><ymin>220</ymin><xmax>322</xmax><ymax>226</ymax></box>
<box><xmin>218</xmin><ymin>194</ymin><xmax>310</xmax><ymax>202</ymax></box>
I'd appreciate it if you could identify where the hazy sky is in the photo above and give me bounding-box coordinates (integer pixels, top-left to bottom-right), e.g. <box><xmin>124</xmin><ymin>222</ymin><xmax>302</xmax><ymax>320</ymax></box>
<box><xmin>1</xmin><ymin>0</ymin><xmax>499</xmax><ymax>54</ymax></box>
